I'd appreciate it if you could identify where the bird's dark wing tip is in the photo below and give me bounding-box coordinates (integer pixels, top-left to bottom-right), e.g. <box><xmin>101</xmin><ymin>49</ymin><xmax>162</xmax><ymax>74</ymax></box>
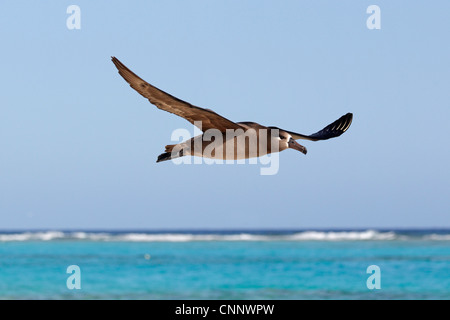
<box><xmin>308</xmin><ymin>112</ymin><xmax>353</xmax><ymax>140</ymax></box>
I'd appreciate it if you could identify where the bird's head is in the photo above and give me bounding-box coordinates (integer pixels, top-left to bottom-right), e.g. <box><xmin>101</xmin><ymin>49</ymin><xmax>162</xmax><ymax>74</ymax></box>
<box><xmin>276</xmin><ymin>130</ymin><xmax>307</xmax><ymax>155</ymax></box>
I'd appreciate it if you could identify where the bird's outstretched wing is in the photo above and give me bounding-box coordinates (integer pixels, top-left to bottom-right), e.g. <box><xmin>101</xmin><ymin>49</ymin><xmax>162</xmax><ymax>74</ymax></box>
<box><xmin>111</xmin><ymin>57</ymin><xmax>243</xmax><ymax>132</ymax></box>
<box><xmin>280</xmin><ymin>113</ymin><xmax>353</xmax><ymax>141</ymax></box>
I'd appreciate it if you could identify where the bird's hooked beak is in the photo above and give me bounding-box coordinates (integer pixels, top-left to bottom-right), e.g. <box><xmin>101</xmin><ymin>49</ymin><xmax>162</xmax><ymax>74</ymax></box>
<box><xmin>288</xmin><ymin>138</ymin><xmax>307</xmax><ymax>155</ymax></box>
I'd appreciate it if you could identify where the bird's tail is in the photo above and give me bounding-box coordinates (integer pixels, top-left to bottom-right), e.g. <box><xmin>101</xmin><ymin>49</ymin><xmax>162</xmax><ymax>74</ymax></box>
<box><xmin>156</xmin><ymin>148</ymin><xmax>184</xmax><ymax>163</ymax></box>
<box><xmin>165</xmin><ymin>144</ymin><xmax>176</xmax><ymax>153</ymax></box>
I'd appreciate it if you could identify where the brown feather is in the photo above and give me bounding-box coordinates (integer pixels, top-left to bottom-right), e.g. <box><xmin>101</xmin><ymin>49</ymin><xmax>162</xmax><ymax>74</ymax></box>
<box><xmin>111</xmin><ymin>57</ymin><xmax>243</xmax><ymax>133</ymax></box>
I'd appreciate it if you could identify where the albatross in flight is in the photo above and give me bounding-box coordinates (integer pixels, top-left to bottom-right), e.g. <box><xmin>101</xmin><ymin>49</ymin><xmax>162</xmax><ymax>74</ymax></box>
<box><xmin>111</xmin><ymin>57</ymin><xmax>353</xmax><ymax>163</ymax></box>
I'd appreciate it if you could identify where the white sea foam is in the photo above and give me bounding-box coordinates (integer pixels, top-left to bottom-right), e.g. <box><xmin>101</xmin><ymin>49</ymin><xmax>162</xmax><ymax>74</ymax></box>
<box><xmin>424</xmin><ymin>234</ymin><xmax>450</xmax><ymax>241</ymax></box>
<box><xmin>113</xmin><ymin>233</ymin><xmax>271</xmax><ymax>242</ymax></box>
<box><xmin>0</xmin><ymin>231</ymin><xmax>65</xmax><ymax>242</ymax></box>
<box><xmin>118</xmin><ymin>233</ymin><xmax>196</xmax><ymax>242</ymax></box>
<box><xmin>0</xmin><ymin>230</ymin><xmax>448</xmax><ymax>242</ymax></box>
<box><xmin>288</xmin><ymin>230</ymin><xmax>397</xmax><ymax>241</ymax></box>
<box><xmin>69</xmin><ymin>232</ymin><xmax>112</xmax><ymax>241</ymax></box>
<box><xmin>111</xmin><ymin>231</ymin><xmax>398</xmax><ymax>242</ymax></box>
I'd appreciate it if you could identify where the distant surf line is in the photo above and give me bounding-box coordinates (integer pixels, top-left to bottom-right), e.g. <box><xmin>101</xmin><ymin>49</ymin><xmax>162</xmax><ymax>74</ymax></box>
<box><xmin>0</xmin><ymin>229</ymin><xmax>449</xmax><ymax>242</ymax></box>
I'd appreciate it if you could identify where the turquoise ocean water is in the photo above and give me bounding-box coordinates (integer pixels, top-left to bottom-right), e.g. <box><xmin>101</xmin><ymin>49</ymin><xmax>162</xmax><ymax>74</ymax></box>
<box><xmin>0</xmin><ymin>229</ymin><xmax>449</xmax><ymax>300</ymax></box>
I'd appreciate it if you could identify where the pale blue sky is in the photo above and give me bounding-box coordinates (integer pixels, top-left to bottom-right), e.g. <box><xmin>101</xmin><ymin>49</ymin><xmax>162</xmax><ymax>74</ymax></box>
<box><xmin>0</xmin><ymin>1</ymin><xmax>449</xmax><ymax>229</ymax></box>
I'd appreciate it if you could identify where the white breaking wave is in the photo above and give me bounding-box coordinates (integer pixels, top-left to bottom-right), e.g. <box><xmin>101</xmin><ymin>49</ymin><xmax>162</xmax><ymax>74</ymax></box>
<box><xmin>0</xmin><ymin>230</ymin><xmax>448</xmax><ymax>242</ymax></box>
<box><xmin>288</xmin><ymin>230</ymin><xmax>397</xmax><ymax>241</ymax></box>
<box><xmin>0</xmin><ymin>231</ymin><xmax>65</xmax><ymax>242</ymax></box>
<box><xmin>115</xmin><ymin>233</ymin><xmax>272</xmax><ymax>242</ymax></box>
<box><xmin>0</xmin><ymin>230</ymin><xmax>403</xmax><ymax>242</ymax></box>
<box><xmin>424</xmin><ymin>234</ymin><xmax>450</xmax><ymax>241</ymax></box>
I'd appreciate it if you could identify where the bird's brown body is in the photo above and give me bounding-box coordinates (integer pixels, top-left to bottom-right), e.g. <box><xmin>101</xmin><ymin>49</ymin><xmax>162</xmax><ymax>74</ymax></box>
<box><xmin>111</xmin><ymin>57</ymin><xmax>353</xmax><ymax>162</ymax></box>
